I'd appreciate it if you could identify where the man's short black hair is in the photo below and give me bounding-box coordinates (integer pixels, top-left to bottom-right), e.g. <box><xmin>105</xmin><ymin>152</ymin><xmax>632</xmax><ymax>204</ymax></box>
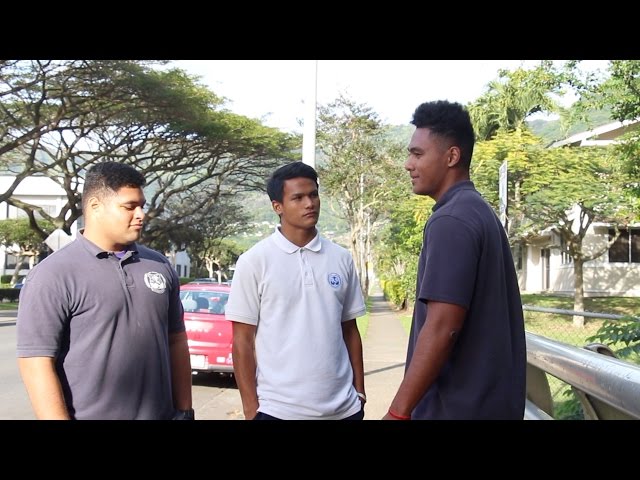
<box><xmin>82</xmin><ymin>162</ymin><xmax>145</xmax><ymax>211</ymax></box>
<box><xmin>266</xmin><ymin>162</ymin><xmax>319</xmax><ymax>203</ymax></box>
<box><xmin>411</xmin><ymin>100</ymin><xmax>476</xmax><ymax>169</ymax></box>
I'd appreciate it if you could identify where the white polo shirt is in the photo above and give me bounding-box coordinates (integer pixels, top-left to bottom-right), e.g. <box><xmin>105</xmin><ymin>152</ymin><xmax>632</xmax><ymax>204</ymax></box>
<box><xmin>226</xmin><ymin>227</ymin><xmax>366</xmax><ymax>419</ymax></box>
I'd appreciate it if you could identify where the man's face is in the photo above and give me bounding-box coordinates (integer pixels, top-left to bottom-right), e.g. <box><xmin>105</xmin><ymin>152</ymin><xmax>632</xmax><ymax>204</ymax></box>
<box><xmin>94</xmin><ymin>186</ymin><xmax>146</xmax><ymax>251</ymax></box>
<box><xmin>405</xmin><ymin>127</ymin><xmax>452</xmax><ymax>201</ymax></box>
<box><xmin>273</xmin><ymin>177</ymin><xmax>320</xmax><ymax>230</ymax></box>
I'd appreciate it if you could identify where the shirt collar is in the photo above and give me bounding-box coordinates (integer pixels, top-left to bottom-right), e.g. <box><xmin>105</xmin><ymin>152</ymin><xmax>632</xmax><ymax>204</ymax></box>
<box><xmin>272</xmin><ymin>225</ymin><xmax>322</xmax><ymax>254</ymax></box>
<box><xmin>78</xmin><ymin>229</ymin><xmax>139</xmax><ymax>259</ymax></box>
<box><xmin>432</xmin><ymin>180</ymin><xmax>475</xmax><ymax>212</ymax></box>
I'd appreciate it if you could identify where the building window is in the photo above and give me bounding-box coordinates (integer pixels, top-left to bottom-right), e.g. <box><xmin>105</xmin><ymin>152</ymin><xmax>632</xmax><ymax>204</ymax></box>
<box><xmin>12</xmin><ymin>205</ymin><xmax>57</xmax><ymax>220</ymax></box>
<box><xmin>609</xmin><ymin>228</ymin><xmax>640</xmax><ymax>263</ymax></box>
<box><xmin>559</xmin><ymin>236</ymin><xmax>573</xmax><ymax>265</ymax></box>
<box><xmin>6</xmin><ymin>254</ymin><xmax>29</xmax><ymax>270</ymax></box>
<box><xmin>176</xmin><ymin>264</ymin><xmax>181</xmax><ymax>276</ymax></box>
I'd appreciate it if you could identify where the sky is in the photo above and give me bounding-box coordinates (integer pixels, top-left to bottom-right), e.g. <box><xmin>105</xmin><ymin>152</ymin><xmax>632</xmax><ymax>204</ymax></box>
<box><xmin>171</xmin><ymin>60</ymin><xmax>610</xmax><ymax>134</ymax></box>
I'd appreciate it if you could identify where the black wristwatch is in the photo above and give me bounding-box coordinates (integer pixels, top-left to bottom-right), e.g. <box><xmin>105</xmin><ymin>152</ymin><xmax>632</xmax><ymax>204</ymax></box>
<box><xmin>172</xmin><ymin>408</ymin><xmax>195</xmax><ymax>420</ymax></box>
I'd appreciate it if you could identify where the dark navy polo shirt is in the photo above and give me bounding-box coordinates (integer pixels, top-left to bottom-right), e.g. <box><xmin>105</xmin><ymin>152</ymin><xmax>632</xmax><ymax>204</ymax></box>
<box><xmin>16</xmin><ymin>233</ymin><xmax>184</xmax><ymax>420</ymax></box>
<box><xmin>407</xmin><ymin>181</ymin><xmax>526</xmax><ymax>419</ymax></box>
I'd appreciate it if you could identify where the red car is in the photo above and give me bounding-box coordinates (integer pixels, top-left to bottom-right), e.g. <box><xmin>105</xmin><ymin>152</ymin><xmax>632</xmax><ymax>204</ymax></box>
<box><xmin>180</xmin><ymin>282</ymin><xmax>233</xmax><ymax>375</ymax></box>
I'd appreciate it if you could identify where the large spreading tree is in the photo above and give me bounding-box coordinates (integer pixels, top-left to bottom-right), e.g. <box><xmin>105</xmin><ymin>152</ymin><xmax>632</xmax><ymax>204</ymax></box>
<box><xmin>0</xmin><ymin>60</ymin><xmax>299</xmax><ymax>257</ymax></box>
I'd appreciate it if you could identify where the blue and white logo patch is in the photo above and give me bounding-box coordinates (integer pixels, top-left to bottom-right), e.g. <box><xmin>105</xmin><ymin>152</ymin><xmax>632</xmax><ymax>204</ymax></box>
<box><xmin>328</xmin><ymin>273</ymin><xmax>342</xmax><ymax>289</ymax></box>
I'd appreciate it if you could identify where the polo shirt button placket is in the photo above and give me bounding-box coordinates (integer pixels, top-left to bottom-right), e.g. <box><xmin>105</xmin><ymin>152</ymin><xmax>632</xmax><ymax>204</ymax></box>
<box><xmin>300</xmin><ymin>248</ymin><xmax>314</xmax><ymax>286</ymax></box>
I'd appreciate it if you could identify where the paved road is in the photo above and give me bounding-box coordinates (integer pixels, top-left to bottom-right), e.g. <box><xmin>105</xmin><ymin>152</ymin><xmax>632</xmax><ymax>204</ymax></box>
<box><xmin>0</xmin><ymin>311</ymin><xmax>35</xmax><ymax>419</ymax></box>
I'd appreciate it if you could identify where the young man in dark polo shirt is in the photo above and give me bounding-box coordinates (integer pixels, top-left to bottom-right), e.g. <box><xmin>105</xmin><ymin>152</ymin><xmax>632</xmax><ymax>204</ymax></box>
<box><xmin>16</xmin><ymin>162</ymin><xmax>193</xmax><ymax>420</ymax></box>
<box><xmin>384</xmin><ymin>100</ymin><xmax>526</xmax><ymax>420</ymax></box>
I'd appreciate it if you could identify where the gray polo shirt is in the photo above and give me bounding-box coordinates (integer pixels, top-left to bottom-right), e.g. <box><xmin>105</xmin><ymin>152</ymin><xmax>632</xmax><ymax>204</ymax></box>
<box><xmin>16</xmin><ymin>232</ymin><xmax>184</xmax><ymax>420</ymax></box>
<box><xmin>408</xmin><ymin>181</ymin><xmax>526</xmax><ymax>420</ymax></box>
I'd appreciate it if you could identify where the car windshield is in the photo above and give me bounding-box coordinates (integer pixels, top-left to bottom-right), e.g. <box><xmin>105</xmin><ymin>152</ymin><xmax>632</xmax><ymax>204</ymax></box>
<box><xmin>180</xmin><ymin>291</ymin><xmax>229</xmax><ymax>314</ymax></box>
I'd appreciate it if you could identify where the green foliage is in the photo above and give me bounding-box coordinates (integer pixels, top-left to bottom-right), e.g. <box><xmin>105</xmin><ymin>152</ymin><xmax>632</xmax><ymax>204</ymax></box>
<box><xmin>472</xmin><ymin>128</ymin><xmax>545</xmax><ymax>215</ymax></box>
<box><xmin>587</xmin><ymin>318</ymin><xmax>640</xmax><ymax>361</ymax></box>
<box><xmin>380</xmin><ymin>279</ymin><xmax>404</xmax><ymax>306</ymax></box>
<box><xmin>375</xmin><ymin>194</ymin><xmax>431</xmax><ymax>309</ymax></box>
<box><xmin>523</xmin><ymin>146</ymin><xmax>628</xmax><ymax>221</ymax></box>
<box><xmin>585</xmin><ymin>60</ymin><xmax>640</xmax><ymax>121</ymax></box>
<box><xmin>554</xmin><ymin>389</ymin><xmax>585</xmax><ymax>420</ymax></box>
<box><xmin>575</xmin><ymin>60</ymin><xmax>640</xmax><ymax>210</ymax></box>
<box><xmin>316</xmin><ymin>93</ymin><xmax>407</xmax><ymax>295</ymax></box>
<box><xmin>468</xmin><ymin>61</ymin><xmax>573</xmax><ymax>141</ymax></box>
<box><xmin>0</xmin><ymin>218</ymin><xmax>54</xmax><ymax>249</ymax></box>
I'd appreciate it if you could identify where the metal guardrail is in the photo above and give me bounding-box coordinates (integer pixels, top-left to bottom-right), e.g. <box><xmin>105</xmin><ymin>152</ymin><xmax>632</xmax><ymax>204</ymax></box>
<box><xmin>525</xmin><ymin>332</ymin><xmax>640</xmax><ymax>420</ymax></box>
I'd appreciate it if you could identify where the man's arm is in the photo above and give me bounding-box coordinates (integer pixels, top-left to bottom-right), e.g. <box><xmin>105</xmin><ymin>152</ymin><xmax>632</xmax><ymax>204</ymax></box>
<box><xmin>18</xmin><ymin>357</ymin><xmax>71</xmax><ymax>420</ymax></box>
<box><xmin>342</xmin><ymin>319</ymin><xmax>365</xmax><ymax>404</ymax></box>
<box><xmin>169</xmin><ymin>331</ymin><xmax>193</xmax><ymax>412</ymax></box>
<box><xmin>383</xmin><ymin>301</ymin><xmax>466</xmax><ymax>420</ymax></box>
<box><xmin>232</xmin><ymin>321</ymin><xmax>259</xmax><ymax>420</ymax></box>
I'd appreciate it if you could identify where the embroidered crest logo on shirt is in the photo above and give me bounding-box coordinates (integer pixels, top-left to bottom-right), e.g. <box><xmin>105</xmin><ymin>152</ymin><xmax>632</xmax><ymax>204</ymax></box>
<box><xmin>328</xmin><ymin>273</ymin><xmax>342</xmax><ymax>289</ymax></box>
<box><xmin>144</xmin><ymin>272</ymin><xmax>167</xmax><ymax>294</ymax></box>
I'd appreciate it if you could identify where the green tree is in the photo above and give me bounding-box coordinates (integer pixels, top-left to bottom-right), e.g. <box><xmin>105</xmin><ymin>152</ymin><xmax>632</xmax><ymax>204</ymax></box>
<box><xmin>584</xmin><ymin>60</ymin><xmax>639</xmax><ymax>121</ymax></box>
<box><xmin>580</xmin><ymin>60</ymin><xmax>640</xmax><ymax>204</ymax></box>
<box><xmin>521</xmin><ymin>146</ymin><xmax>631</xmax><ymax>326</ymax></box>
<box><xmin>472</xmin><ymin>128</ymin><xmax>545</xmax><ymax>241</ymax></box>
<box><xmin>472</xmin><ymin>129</ymin><xmax>631</xmax><ymax>327</ymax></box>
<box><xmin>316</xmin><ymin>94</ymin><xmax>405</xmax><ymax>296</ymax></box>
<box><xmin>196</xmin><ymin>238</ymin><xmax>243</xmax><ymax>282</ymax></box>
<box><xmin>375</xmin><ymin>194</ymin><xmax>432</xmax><ymax>309</ymax></box>
<box><xmin>0</xmin><ymin>218</ymin><xmax>54</xmax><ymax>284</ymax></box>
<box><xmin>468</xmin><ymin>61</ymin><xmax>575</xmax><ymax>141</ymax></box>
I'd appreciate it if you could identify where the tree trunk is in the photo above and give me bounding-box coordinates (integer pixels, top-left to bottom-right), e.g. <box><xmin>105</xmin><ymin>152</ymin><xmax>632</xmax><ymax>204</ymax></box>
<box><xmin>11</xmin><ymin>255</ymin><xmax>25</xmax><ymax>285</ymax></box>
<box><xmin>205</xmin><ymin>258</ymin><xmax>214</xmax><ymax>278</ymax></box>
<box><xmin>363</xmin><ymin>213</ymin><xmax>371</xmax><ymax>297</ymax></box>
<box><xmin>572</xmin><ymin>257</ymin><xmax>585</xmax><ymax>328</ymax></box>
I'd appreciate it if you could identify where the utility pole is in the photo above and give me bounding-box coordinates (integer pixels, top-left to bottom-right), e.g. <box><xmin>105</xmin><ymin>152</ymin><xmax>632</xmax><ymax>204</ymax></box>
<box><xmin>302</xmin><ymin>60</ymin><xmax>318</xmax><ymax>168</ymax></box>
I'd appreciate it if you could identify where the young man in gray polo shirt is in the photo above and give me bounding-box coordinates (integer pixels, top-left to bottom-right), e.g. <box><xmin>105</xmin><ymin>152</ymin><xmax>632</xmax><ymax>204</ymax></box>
<box><xmin>384</xmin><ymin>101</ymin><xmax>526</xmax><ymax>420</ymax></box>
<box><xmin>226</xmin><ymin>162</ymin><xmax>367</xmax><ymax>420</ymax></box>
<box><xmin>16</xmin><ymin>162</ymin><xmax>193</xmax><ymax>420</ymax></box>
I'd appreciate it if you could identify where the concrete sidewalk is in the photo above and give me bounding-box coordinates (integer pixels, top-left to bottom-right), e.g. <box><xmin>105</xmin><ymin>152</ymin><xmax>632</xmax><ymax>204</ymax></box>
<box><xmin>362</xmin><ymin>283</ymin><xmax>409</xmax><ymax>420</ymax></box>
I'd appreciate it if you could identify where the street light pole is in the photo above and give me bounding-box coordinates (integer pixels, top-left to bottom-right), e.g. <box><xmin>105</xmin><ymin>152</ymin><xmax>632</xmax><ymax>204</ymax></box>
<box><xmin>302</xmin><ymin>60</ymin><xmax>318</xmax><ymax>169</ymax></box>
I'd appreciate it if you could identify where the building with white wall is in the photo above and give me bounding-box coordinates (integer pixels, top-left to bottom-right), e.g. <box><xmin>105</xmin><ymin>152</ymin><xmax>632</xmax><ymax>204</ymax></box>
<box><xmin>518</xmin><ymin>119</ymin><xmax>640</xmax><ymax>297</ymax></box>
<box><xmin>0</xmin><ymin>174</ymin><xmax>191</xmax><ymax>279</ymax></box>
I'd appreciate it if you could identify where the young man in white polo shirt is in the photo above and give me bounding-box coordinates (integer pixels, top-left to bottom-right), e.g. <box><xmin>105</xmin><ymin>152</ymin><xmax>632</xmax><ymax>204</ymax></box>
<box><xmin>226</xmin><ymin>162</ymin><xmax>367</xmax><ymax>420</ymax></box>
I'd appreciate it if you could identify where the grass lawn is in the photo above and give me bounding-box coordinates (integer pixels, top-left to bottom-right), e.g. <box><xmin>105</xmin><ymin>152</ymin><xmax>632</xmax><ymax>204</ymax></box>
<box><xmin>397</xmin><ymin>293</ymin><xmax>640</xmax><ymax>346</ymax></box>
<box><xmin>358</xmin><ymin>298</ymin><xmax>372</xmax><ymax>339</ymax></box>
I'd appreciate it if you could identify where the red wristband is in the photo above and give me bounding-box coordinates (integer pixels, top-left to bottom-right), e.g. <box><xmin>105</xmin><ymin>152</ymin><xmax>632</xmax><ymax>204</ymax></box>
<box><xmin>388</xmin><ymin>408</ymin><xmax>411</xmax><ymax>420</ymax></box>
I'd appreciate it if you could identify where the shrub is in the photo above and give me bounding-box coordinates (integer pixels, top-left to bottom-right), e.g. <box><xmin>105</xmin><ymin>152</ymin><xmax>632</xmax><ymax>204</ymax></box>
<box><xmin>0</xmin><ymin>288</ymin><xmax>21</xmax><ymax>302</ymax></box>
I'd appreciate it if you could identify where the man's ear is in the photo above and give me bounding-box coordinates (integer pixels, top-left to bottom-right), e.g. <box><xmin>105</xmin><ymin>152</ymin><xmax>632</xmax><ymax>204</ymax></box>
<box><xmin>448</xmin><ymin>146</ymin><xmax>462</xmax><ymax>167</ymax></box>
<box><xmin>86</xmin><ymin>196</ymin><xmax>102</xmax><ymax>218</ymax></box>
<box><xmin>272</xmin><ymin>200</ymin><xmax>282</xmax><ymax>216</ymax></box>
